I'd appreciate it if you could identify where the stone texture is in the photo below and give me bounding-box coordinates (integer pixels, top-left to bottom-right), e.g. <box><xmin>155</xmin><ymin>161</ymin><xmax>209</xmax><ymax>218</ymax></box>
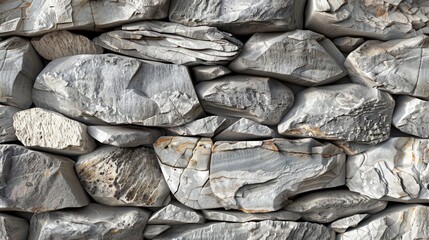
<box><xmin>31</xmin><ymin>30</ymin><xmax>102</xmax><ymax>60</ymax></box>
<box><xmin>169</xmin><ymin>0</ymin><xmax>307</xmax><ymax>35</ymax></box>
<box><xmin>345</xmin><ymin>35</ymin><xmax>429</xmax><ymax>99</ymax></box>
<box><xmin>196</xmin><ymin>75</ymin><xmax>294</xmax><ymax>125</ymax></box>
<box><xmin>166</xmin><ymin>116</ymin><xmax>232</xmax><ymax>138</ymax></box>
<box><xmin>0</xmin><ymin>213</ymin><xmax>29</xmax><ymax>240</ymax></box>
<box><xmin>13</xmin><ymin>108</ymin><xmax>96</xmax><ymax>155</ymax></box>
<box><xmin>333</xmin><ymin>37</ymin><xmax>364</xmax><ymax>53</ymax></box>
<box><xmin>202</xmin><ymin>210</ymin><xmax>301</xmax><ymax>223</ymax></box>
<box><xmin>32</xmin><ymin>54</ymin><xmax>203</xmax><ymax>127</ymax></box>
<box><xmin>192</xmin><ymin>66</ymin><xmax>231</xmax><ymax>82</ymax></box>
<box><xmin>305</xmin><ymin>0</ymin><xmax>429</xmax><ymax>40</ymax></box>
<box><xmin>95</xmin><ymin>21</ymin><xmax>242</xmax><ymax>66</ymax></box>
<box><xmin>332</xmin><ymin>141</ymin><xmax>375</xmax><ymax>156</ymax></box>
<box><xmin>329</xmin><ymin>214</ymin><xmax>368</xmax><ymax>233</ymax></box>
<box><xmin>229</xmin><ymin>30</ymin><xmax>347</xmax><ymax>86</ymax></box>
<box><xmin>0</xmin><ymin>105</ymin><xmax>20</xmax><ymax>143</ymax></box>
<box><xmin>284</xmin><ymin>190</ymin><xmax>387</xmax><ymax>223</ymax></box>
<box><xmin>28</xmin><ymin>203</ymin><xmax>150</xmax><ymax>240</ymax></box>
<box><xmin>214</xmin><ymin>118</ymin><xmax>275</xmax><ymax>141</ymax></box>
<box><xmin>0</xmin><ymin>144</ymin><xmax>89</xmax><ymax>212</ymax></box>
<box><xmin>76</xmin><ymin>145</ymin><xmax>170</xmax><ymax>207</ymax></box>
<box><xmin>278</xmin><ymin>83</ymin><xmax>395</xmax><ymax>144</ymax></box>
<box><xmin>144</xmin><ymin>225</ymin><xmax>171</xmax><ymax>239</ymax></box>
<box><xmin>0</xmin><ymin>37</ymin><xmax>43</xmax><ymax>109</ymax></box>
<box><xmin>148</xmin><ymin>201</ymin><xmax>205</xmax><ymax>225</ymax></box>
<box><xmin>393</xmin><ymin>95</ymin><xmax>429</xmax><ymax>137</ymax></box>
<box><xmin>87</xmin><ymin>125</ymin><xmax>162</xmax><ymax>147</ymax></box>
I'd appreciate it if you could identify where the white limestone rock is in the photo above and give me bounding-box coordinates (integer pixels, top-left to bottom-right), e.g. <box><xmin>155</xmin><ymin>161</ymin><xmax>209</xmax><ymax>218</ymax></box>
<box><xmin>76</xmin><ymin>146</ymin><xmax>170</xmax><ymax>207</ymax></box>
<box><xmin>166</xmin><ymin>116</ymin><xmax>232</xmax><ymax>138</ymax></box>
<box><xmin>13</xmin><ymin>108</ymin><xmax>96</xmax><ymax>155</ymax></box>
<box><xmin>278</xmin><ymin>83</ymin><xmax>395</xmax><ymax>144</ymax></box>
<box><xmin>332</xmin><ymin>141</ymin><xmax>376</xmax><ymax>156</ymax></box>
<box><xmin>32</xmin><ymin>54</ymin><xmax>203</xmax><ymax>127</ymax></box>
<box><xmin>87</xmin><ymin>125</ymin><xmax>162</xmax><ymax>147</ymax></box>
<box><xmin>0</xmin><ymin>105</ymin><xmax>20</xmax><ymax>143</ymax></box>
<box><xmin>333</xmin><ymin>37</ymin><xmax>364</xmax><ymax>53</ymax></box>
<box><xmin>0</xmin><ymin>213</ymin><xmax>29</xmax><ymax>240</ymax></box>
<box><xmin>229</xmin><ymin>30</ymin><xmax>347</xmax><ymax>86</ymax></box>
<box><xmin>202</xmin><ymin>210</ymin><xmax>301</xmax><ymax>223</ymax></box>
<box><xmin>148</xmin><ymin>201</ymin><xmax>205</xmax><ymax>225</ymax></box>
<box><xmin>144</xmin><ymin>225</ymin><xmax>171</xmax><ymax>239</ymax></box>
<box><xmin>192</xmin><ymin>66</ymin><xmax>231</xmax><ymax>82</ymax></box>
<box><xmin>214</xmin><ymin>118</ymin><xmax>275</xmax><ymax>141</ymax></box>
<box><xmin>329</xmin><ymin>214</ymin><xmax>369</xmax><ymax>233</ymax></box>
<box><xmin>393</xmin><ymin>95</ymin><xmax>429</xmax><ymax>137</ymax></box>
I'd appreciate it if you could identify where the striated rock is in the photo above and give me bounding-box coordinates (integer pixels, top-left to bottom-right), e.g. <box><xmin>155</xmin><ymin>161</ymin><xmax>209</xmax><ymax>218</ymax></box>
<box><xmin>0</xmin><ymin>144</ymin><xmax>89</xmax><ymax>212</ymax></box>
<box><xmin>76</xmin><ymin>146</ymin><xmax>170</xmax><ymax>207</ymax></box>
<box><xmin>192</xmin><ymin>66</ymin><xmax>231</xmax><ymax>82</ymax></box>
<box><xmin>305</xmin><ymin>0</ymin><xmax>429</xmax><ymax>40</ymax></box>
<box><xmin>337</xmin><ymin>205</ymin><xmax>429</xmax><ymax>240</ymax></box>
<box><xmin>95</xmin><ymin>21</ymin><xmax>242</xmax><ymax>66</ymax></box>
<box><xmin>148</xmin><ymin>201</ymin><xmax>205</xmax><ymax>225</ymax></box>
<box><xmin>32</xmin><ymin>54</ymin><xmax>203</xmax><ymax>127</ymax></box>
<box><xmin>329</xmin><ymin>214</ymin><xmax>368</xmax><ymax>233</ymax></box>
<box><xmin>166</xmin><ymin>116</ymin><xmax>232</xmax><ymax>138</ymax></box>
<box><xmin>345</xmin><ymin>35</ymin><xmax>429</xmax><ymax>99</ymax></box>
<box><xmin>144</xmin><ymin>225</ymin><xmax>171</xmax><ymax>239</ymax></box>
<box><xmin>28</xmin><ymin>203</ymin><xmax>150</xmax><ymax>240</ymax></box>
<box><xmin>229</xmin><ymin>30</ymin><xmax>347</xmax><ymax>86</ymax></box>
<box><xmin>393</xmin><ymin>95</ymin><xmax>429</xmax><ymax>137</ymax></box>
<box><xmin>332</xmin><ymin>141</ymin><xmax>375</xmax><ymax>156</ymax></box>
<box><xmin>214</xmin><ymin>118</ymin><xmax>275</xmax><ymax>141</ymax></box>
<box><xmin>333</xmin><ymin>37</ymin><xmax>364</xmax><ymax>53</ymax></box>
<box><xmin>169</xmin><ymin>0</ymin><xmax>307</xmax><ymax>35</ymax></box>
<box><xmin>13</xmin><ymin>108</ymin><xmax>96</xmax><ymax>155</ymax></box>
<box><xmin>87</xmin><ymin>125</ymin><xmax>162</xmax><ymax>147</ymax></box>
<box><xmin>31</xmin><ymin>30</ymin><xmax>103</xmax><ymax>60</ymax></box>
<box><xmin>284</xmin><ymin>190</ymin><xmax>387</xmax><ymax>223</ymax></box>
<box><xmin>0</xmin><ymin>105</ymin><xmax>20</xmax><ymax>143</ymax></box>
<box><xmin>0</xmin><ymin>213</ymin><xmax>29</xmax><ymax>240</ymax></box>
<box><xmin>347</xmin><ymin>137</ymin><xmax>429</xmax><ymax>202</ymax></box>
<box><xmin>278</xmin><ymin>83</ymin><xmax>395</xmax><ymax>144</ymax></box>
<box><xmin>196</xmin><ymin>75</ymin><xmax>294</xmax><ymax>125</ymax></box>
<box><xmin>202</xmin><ymin>209</ymin><xmax>300</xmax><ymax>223</ymax></box>
<box><xmin>0</xmin><ymin>37</ymin><xmax>43</xmax><ymax>109</ymax></box>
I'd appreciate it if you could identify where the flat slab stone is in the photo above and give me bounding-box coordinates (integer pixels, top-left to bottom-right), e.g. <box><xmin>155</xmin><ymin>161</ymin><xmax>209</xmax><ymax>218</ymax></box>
<box><xmin>214</xmin><ymin>118</ymin><xmax>275</xmax><ymax>141</ymax></box>
<box><xmin>144</xmin><ymin>225</ymin><xmax>171</xmax><ymax>239</ymax></box>
<box><xmin>148</xmin><ymin>201</ymin><xmax>205</xmax><ymax>225</ymax></box>
<box><xmin>393</xmin><ymin>95</ymin><xmax>429</xmax><ymax>137</ymax></box>
<box><xmin>0</xmin><ymin>213</ymin><xmax>29</xmax><ymax>240</ymax></box>
<box><xmin>166</xmin><ymin>116</ymin><xmax>232</xmax><ymax>138</ymax></box>
<box><xmin>0</xmin><ymin>105</ymin><xmax>20</xmax><ymax>143</ymax></box>
<box><xmin>202</xmin><ymin>209</ymin><xmax>300</xmax><ymax>223</ymax></box>
<box><xmin>333</xmin><ymin>37</ymin><xmax>364</xmax><ymax>53</ymax></box>
<box><xmin>329</xmin><ymin>214</ymin><xmax>369</xmax><ymax>233</ymax></box>
<box><xmin>87</xmin><ymin>125</ymin><xmax>162</xmax><ymax>147</ymax></box>
<box><xmin>192</xmin><ymin>66</ymin><xmax>231</xmax><ymax>82</ymax></box>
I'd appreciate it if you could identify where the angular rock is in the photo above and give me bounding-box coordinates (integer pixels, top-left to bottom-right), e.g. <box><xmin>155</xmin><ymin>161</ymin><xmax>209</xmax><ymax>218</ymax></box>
<box><xmin>144</xmin><ymin>225</ymin><xmax>171</xmax><ymax>239</ymax></box>
<box><xmin>329</xmin><ymin>214</ymin><xmax>368</xmax><ymax>233</ymax></box>
<box><xmin>13</xmin><ymin>108</ymin><xmax>96</xmax><ymax>155</ymax></box>
<box><xmin>333</xmin><ymin>37</ymin><xmax>364</xmax><ymax>53</ymax></box>
<box><xmin>0</xmin><ymin>213</ymin><xmax>29</xmax><ymax>240</ymax></box>
<box><xmin>229</xmin><ymin>30</ymin><xmax>347</xmax><ymax>86</ymax></box>
<box><xmin>76</xmin><ymin>146</ymin><xmax>170</xmax><ymax>207</ymax></box>
<box><xmin>169</xmin><ymin>0</ymin><xmax>307</xmax><ymax>35</ymax></box>
<box><xmin>284</xmin><ymin>190</ymin><xmax>387</xmax><ymax>223</ymax></box>
<box><xmin>0</xmin><ymin>105</ymin><xmax>20</xmax><ymax>143</ymax></box>
<box><xmin>31</xmin><ymin>30</ymin><xmax>103</xmax><ymax>60</ymax></box>
<box><xmin>305</xmin><ymin>0</ymin><xmax>429</xmax><ymax>40</ymax></box>
<box><xmin>214</xmin><ymin>118</ymin><xmax>275</xmax><ymax>141</ymax></box>
<box><xmin>166</xmin><ymin>116</ymin><xmax>232</xmax><ymax>138</ymax></box>
<box><xmin>202</xmin><ymin>209</ymin><xmax>300</xmax><ymax>223</ymax></box>
<box><xmin>28</xmin><ymin>203</ymin><xmax>150</xmax><ymax>240</ymax></box>
<box><xmin>87</xmin><ymin>125</ymin><xmax>162</xmax><ymax>147</ymax></box>
<box><xmin>192</xmin><ymin>66</ymin><xmax>231</xmax><ymax>82</ymax></box>
<box><xmin>0</xmin><ymin>144</ymin><xmax>89</xmax><ymax>212</ymax></box>
<box><xmin>148</xmin><ymin>201</ymin><xmax>205</xmax><ymax>225</ymax></box>
<box><xmin>94</xmin><ymin>21</ymin><xmax>242</xmax><ymax>66</ymax></box>
<box><xmin>196</xmin><ymin>75</ymin><xmax>294</xmax><ymax>125</ymax></box>
<box><xmin>0</xmin><ymin>37</ymin><xmax>43</xmax><ymax>109</ymax></box>
<box><xmin>32</xmin><ymin>54</ymin><xmax>203</xmax><ymax>127</ymax></box>
<box><xmin>278</xmin><ymin>83</ymin><xmax>395</xmax><ymax>144</ymax></box>
<box><xmin>345</xmin><ymin>35</ymin><xmax>429</xmax><ymax>99</ymax></box>
<box><xmin>393</xmin><ymin>95</ymin><xmax>429</xmax><ymax>137</ymax></box>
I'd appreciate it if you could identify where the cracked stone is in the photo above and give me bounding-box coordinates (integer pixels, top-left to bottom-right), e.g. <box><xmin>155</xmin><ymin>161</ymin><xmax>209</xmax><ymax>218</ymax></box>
<box><xmin>329</xmin><ymin>214</ymin><xmax>369</xmax><ymax>233</ymax></box>
<box><xmin>192</xmin><ymin>66</ymin><xmax>232</xmax><ymax>82</ymax></box>
<box><xmin>0</xmin><ymin>213</ymin><xmax>28</xmax><ymax>240</ymax></box>
<box><xmin>87</xmin><ymin>125</ymin><xmax>163</xmax><ymax>147</ymax></box>
<box><xmin>148</xmin><ymin>201</ymin><xmax>205</xmax><ymax>225</ymax></box>
<box><xmin>393</xmin><ymin>95</ymin><xmax>429</xmax><ymax>138</ymax></box>
<box><xmin>166</xmin><ymin>116</ymin><xmax>233</xmax><ymax>138</ymax></box>
<box><xmin>0</xmin><ymin>105</ymin><xmax>20</xmax><ymax>143</ymax></box>
<box><xmin>213</xmin><ymin>118</ymin><xmax>275</xmax><ymax>141</ymax></box>
<box><xmin>202</xmin><ymin>209</ymin><xmax>300</xmax><ymax>223</ymax></box>
<box><xmin>333</xmin><ymin>37</ymin><xmax>364</xmax><ymax>53</ymax></box>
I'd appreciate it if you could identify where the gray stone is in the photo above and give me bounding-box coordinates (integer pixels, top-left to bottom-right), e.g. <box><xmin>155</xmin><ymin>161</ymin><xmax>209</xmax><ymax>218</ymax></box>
<box><xmin>87</xmin><ymin>125</ymin><xmax>162</xmax><ymax>147</ymax></box>
<box><xmin>28</xmin><ymin>203</ymin><xmax>150</xmax><ymax>240</ymax></box>
<box><xmin>202</xmin><ymin>209</ymin><xmax>300</xmax><ymax>223</ymax></box>
<box><xmin>13</xmin><ymin>108</ymin><xmax>96</xmax><ymax>155</ymax></box>
<box><xmin>393</xmin><ymin>95</ymin><xmax>429</xmax><ymax>137</ymax></box>
<box><xmin>214</xmin><ymin>118</ymin><xmax>275</xmax><ymax>141</ymax></box>
<box><xmin>329</xmin><ymin>214</ymin><xmax>369</xmax><ymax>233</ymax></box>
<box><xmin>0</xmin><ymin>105</ymin><xmax>20</xmax><ymax>143</ymax></box>
<box><xmin>278</xmin><ymin>83</ymin><xmax>395</xmax><ymax>144</ymax></box>
<box><xmin>192</xmin><ymin>66</ymin><xmax>231</xmax><ymax>82</ymax></box>
<box><xmin>32</xmin><ymin>54</ymin><xmax>203</xmax><ymax>127</ymax></box>
<box><xmin>0</xmin><ymin>144</ymin><xmax>89</xmax><ymax>212</ymax></box>
<box><xmin>76</xmin><ymin>146</ymin><xmax>170</xmax><ymax>207</ymax></box>
<box><xmin>0</xmin><ymin>37</ymin><xmax>43</xmax><ymax>109</ymax></box>
<box><xmin>94</xmin><ymin>21</ymin><xmax>242</xmax><ymax>66</ymax></box>
<box><xmin>196</xmin><ymin>75</ymin><xmax>294</xmax><ymax>125</ymax></box>
<box><xmin>0</xmin><ymin>213</ymin><xmax>28</xmax><ymax>240</ymax></box>
<box><xmin>144</xmin><ymin>225</ymin><xmax>171</xmax><ymax>239</ymax></box>
<box><xmin>166</xmin><ymin>116</ymin><xmax>232</xmax><ymax>138</ymax></box>
<box><xmin>332</xmin><ymin>141</ymin><xmax>376</xmax><ymax>156</ymax></box>
<box><xmin>333</xmin><ymin>37</ymin><xmax>364</xmax><ymax>53</ymax></box>
<box><xmin>148</xmin><ymin>201</ymin><xmax>205</xmax><ymax>225</ymax></box>
<box><xmin>229</xmin><ymin>30</ymin><xmax>347</xmax><ymax>86</ymax></box>
<box><xmin>168</xmin><ymin>0</ymin><xmax>307</xmax><ymax>35</ymax></box>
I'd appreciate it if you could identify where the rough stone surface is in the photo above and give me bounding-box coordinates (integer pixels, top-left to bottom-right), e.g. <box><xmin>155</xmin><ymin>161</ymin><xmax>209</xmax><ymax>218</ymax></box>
<box><xmin>393</xmin><ymin>95</ymin><xmax>429</xmax><ymax>137</ymax></box>
<box><xmin>192</xmin><ymin>66</ymin><xmax>231</xmax><ymax>82</ymax></box>
<box><xmin>95</xmin><ymin>21</ymin><xmax>242</xmax><ymax>66</ymax></box>
<box><xmin>28</xmin><ymin>203</ymin><xmax>150</xmax><ymax>240</ymax></box>
<box><xmin>329</xmin><ymin>214</ymin><xmax>368</xmax><ymax>233</ymax></box>
<box><xmin>196</xmin><ymin>75</ymin><xmax>294</xmax><ymax>125</ymax></box>
<box><xmin>32</xmin><ymin>54</ymin><xmax>203</xmax><ymax>127</ymax></box>
<box><xmin>202</xmin><ymin>210</ymin><xmax>301</xmax><ymax>223</ymax></box>
<box><xmin>229</xmin><ymin>30</ymin><xmax>347</xmax><ymax>86</ymax></box>
<box><xmin>166</xmin><ymin>116</ymin><xmax>233</xmax><ymax>138</ymax></box>
<box><xmin>144</xmin><ymin>225</ymin><xmax>171</xmax><ymax>239</ymax></box>
<box><xmin>0</xmin><ymin>213</ymin><xmax>29</xmax><ymax>240</ymax></box>
<box><xmin>148</xmin><ymin>201</ymin><xmax>205</xmax><ymax>225</ymax></box>
<box><xmin>278</xmin><ymin>83</ymin><xmax>395</xmax><ymax>144</ymax></box>
<box><xmin>333</xmin><ymin>37</ymin><xmax>364</xmax><ymax>53</ymax></box>
<box><xmin>332</xmin><ymin>141</ymin><xmax>375</xmax><ymax>156</ymax></box>
<box><xmin>0</xmin><ymin>105</ymin><xmax>20</xmax><ymax>143</ymax></box>
<box><xmin>214</xmin><ymin>118</ymin><xmax>275</xmax><ymax>141</ymax></box>
<box><xmin>76</xmin><ymin>146</ymin><xmax>170</xmax><ymax>207</ymax></box>
<box><xmin>87</xmin><ymin>125</ymin><xmax>162</xmax><ymax>147</ymax></box>
<box><xmin>0</xmin><ymin>144</ymin><xmax>89</xmax><ymax>212</ymax></box>
<box><xmin>13</xmin><ymin>108</ymin><xmax>96</xmax><ymax>155</ymax></box>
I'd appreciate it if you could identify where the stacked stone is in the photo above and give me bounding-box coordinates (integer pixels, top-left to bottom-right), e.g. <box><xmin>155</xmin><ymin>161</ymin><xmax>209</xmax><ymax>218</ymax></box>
<box><xmin>0</xmin><ymin>0</ymin><xmax>429</xmax><ymax>239</ymax></box>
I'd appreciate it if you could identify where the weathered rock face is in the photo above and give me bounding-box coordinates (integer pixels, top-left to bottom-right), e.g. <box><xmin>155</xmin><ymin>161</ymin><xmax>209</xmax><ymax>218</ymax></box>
<box><xmin>144</xmin><ymin>225</ymin><xmax>171</xmax><ymax>239</ymax></box>
<box><xmin>28</xmin><ymin>203</ymin><xmax>150</xmax><ymax>240</ymax></box>
<box><xmin>196</xmin><ymin>75</ymin><xmax>294</xmax><ymax>125</ymax></box>
<box><xmin>333</xmin><ymin>37</ymin><xmax>364</xmax><ymax>53</ymax></box>
<box><xmin>278</xmin><ymin>83</ymin><xmax>395</xmax><ymax>144</ymax></box>
<box><xmin>214</xmin><ymin>118</ymin><xmax>275</xmax><ymax>141</ymax></box>
<box><xmin>76</xmin><ymin>146</ymin><xmax>170</xmax><ymax>207</ymax></box>
<box><xmin>305</xmin><ymin>0</ymin><xmax>429</xmax><ymax>40</ymax></box>
<box><xmin>0</xmin><ymin>105</ymin><xmax>20</xmax><ymax>143</ymax></box>
<box><xmin>148</xmin><ymin>201</ymin><xmax>205</xmax><ymax>225</ymax></box>
<box><xmin>0</xmin><ymin>213</ymin><xmax>29</xmax><ymax>240</ymax></box>
<box><xmin>87</xmin><ymin>125</ymin><xmax>162</xmax><ymax>147</ymax></box>
<box><xmin>229</xmin><ymin>30</ymin><xmax>347</xmax><ymax>86</ymax></box>
<box><xmin>202</xmin><ymin>210</ymin><xmax>301</xmax><ymax>223</ymax></box>
<box><xmin>166</xmin><ymin>116</ymin><xmax>232</xmax><ymax>138</ymax></box>
<box><xmin>32</xmin><ymin>54</ymin><xmax>203</xmax><ymax>127</ymax></box>
<box><xmin>329</xmin><ymin>214</ymin><xmax>368</xmax><ymax>233</ymax></box>
<box><xmin>94</xmin><ymin>21</ymin><xmax>242</xmax><ymax>66</ymax></box>
<box><xmin>168</xmin><ymin>0</ymin><xmax>307</xmax><ymax>35</ymax></box>
<box><xmin>0</xmin><ymin>144</ymin><xmax>89</xmax><ymax>212</ymax></box>
<box><xmin>192</xmin><ymin>66</ymin><xmax>231</xmax><ymax>82</ymax></box>
<box><xmin>393</xmin><ymin>96</ymin><xmax>429</xmax><ymax>137</ymax></box>
<box><xmin>0</xmin><ymin>37</ymin><xmax>43</xmax><ymax>109</ymax></box>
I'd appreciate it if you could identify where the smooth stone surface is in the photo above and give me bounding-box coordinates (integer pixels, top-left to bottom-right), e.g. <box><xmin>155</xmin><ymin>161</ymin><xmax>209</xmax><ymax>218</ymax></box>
<box><xmin>192</xmin><ymin>66</ymin><xmax>231</xmax><ymax>82</ymax></box>
<box><xmin>0</xmin><ymin>37</ymin><xmax>43</xmax><ymax>109</ymax></box>
<box><xmin>393</xmin><ymin>95</ymin><xmax>429</xmax><ymax>137</ymax></box>
<box><xmin>213</xmin><ymin>118</ymin><xmax>275</xmax><ymax>141</ymax></box>
<box><xmin>329</xmin><ymin>214</ymin><xmax>369</xmax><ymax>233</ymax></box>
<box><xmin>0</xmin><ymin>144</ymin><xmax>89</xmax><ymax>212</ymax></box>
<box><xmin>345</xmin><ymin>35</ymin><xmax>429</xmax><ymax>99</ymax></box>
<box><xmin>148</xmin><ymin>201</ymin><xmax>205</xmax><ymax>225</ymax></box>
<box><xmin>166</xmin><ymin>116</ymin><xmax>232</xmax><ymax>138</ymax></box>
<box><xmin>13</xmin><ymin>108</ymin><xmax>96</xmax><ymax>155</ymax></box>
<box><xmin>229</xmin><ymin>30</ymin><xmax>347</xmax><ymax>86</ymax></box>
<box><xmin>305</xmin><ymin>0</ymin><xmax>429</xmax><ymax>40</ymax></box>
<box><xmin>202</xmin><ymin>209</ymin><xmax>301</xmax><ymax>223</ymax></box>
<box><xmin>87</xmin><ymin>125</ymin><xmax>162</xmax><ymax>147</ymax></box>
<box><xmin>0</xmin><ymin>105</ymin><xmax>20</xmax><ymax>143</ymax></box>
<box><xmin>284</xmin><ymin>190</ymin><xmax>387</xmax><ymax>223</ymax></box>
<box><xmin>76</xmin><ymin>146</ymin><xmax>170</xmax><ymax>207</ymax></box>
<box><xmin>333</xmin><ymin>37</ymin><xmax>364</xmax><ymax>53</ymax></box>
<box><xmin>95</xmin><ymin>21</ymin><xmax>242</xmax><ymax>66</ymax></box>
<box><xmin>32</xmin><ymin>54</ymin><xmax>203</xmax><ymax>127</ymax></box>
<box><xmin>144</xmin><ymin>225</ymin><xmax>171</xmax><ymax>239</ymax></box>
<box><xmin>196</xmin><ymin>75</ymin><xmax>294</xmax><ymax>125</ymax></box>
<box><xmin>0</xmin><ymin>213</ymin><xmax>29</xmax><ymax>240</ymax></box>
<box><xmin>28</xmin><ymin>203</ymin><xmax>150</xmax><ymax>240</ymax></box>
<box><xmin>278</xmin><ymin>83</ymin><xmax>395</xmax><ymax>144</ymax></box>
